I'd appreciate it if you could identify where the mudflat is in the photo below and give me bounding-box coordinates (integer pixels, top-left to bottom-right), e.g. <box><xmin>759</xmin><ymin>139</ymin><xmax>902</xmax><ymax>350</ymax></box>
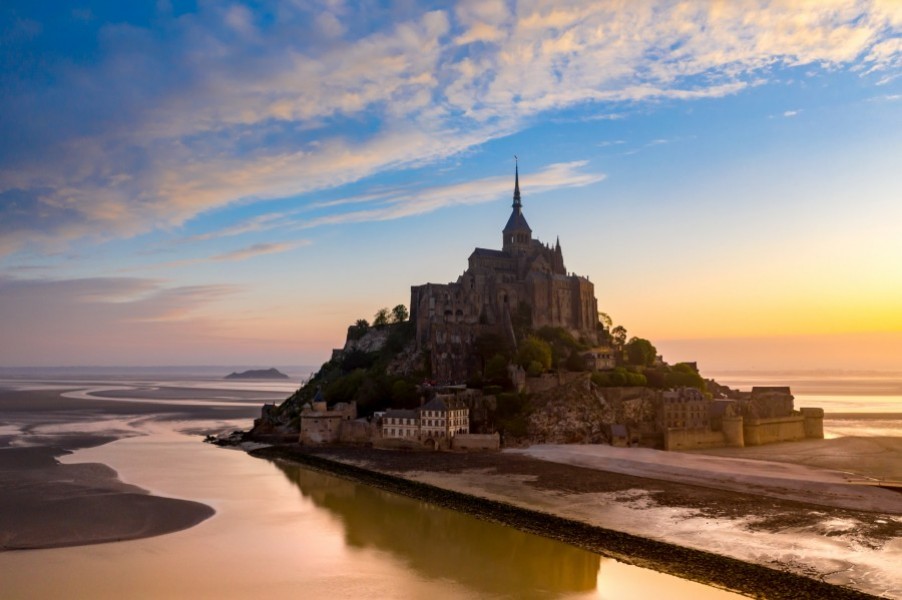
<box><xmin>258</xmin><ymin>445</ymin><xmax>897</xmax><ymax>599</ymax></box>
<box><xmin>0</xmin><ymin>445</ymin><xmax>214</xmax><ymax>550</ymax></box>
<box><xmin>0</xmin><ymin>385</ymin><xmax>264</xmax><ymax>551</ymax></box>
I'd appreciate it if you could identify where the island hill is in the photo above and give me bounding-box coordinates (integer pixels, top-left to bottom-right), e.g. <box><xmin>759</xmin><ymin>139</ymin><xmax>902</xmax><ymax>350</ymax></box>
<box><xmin>250</xmin><ymin>167</ymin><xmax>824</xmax><ymax>452</ymax></box>
<box><xmin>226</xmin><ymin>368</ymin><xmax>289</xmax><ymax>380</ymax></box>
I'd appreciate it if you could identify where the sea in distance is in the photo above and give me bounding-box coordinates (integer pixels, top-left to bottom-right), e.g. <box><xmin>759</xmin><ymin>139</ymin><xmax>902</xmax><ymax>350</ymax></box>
<box><xmin>0</xmin><ymin>368</ymin><xmax>899</xmax><ymax>598</ymax></box>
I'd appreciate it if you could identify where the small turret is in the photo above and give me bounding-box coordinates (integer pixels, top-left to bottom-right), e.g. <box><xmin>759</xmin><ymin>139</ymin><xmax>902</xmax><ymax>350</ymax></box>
<box><xmin>552</xmin><ymin>236</ymin><xmax>565</xmax><ymax>274</ymax></box>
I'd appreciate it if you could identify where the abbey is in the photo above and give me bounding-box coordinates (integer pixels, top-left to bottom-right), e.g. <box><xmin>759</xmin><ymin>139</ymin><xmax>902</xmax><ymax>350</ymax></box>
<box><xmin>410</xmin><ymin>166</ymin><xmax>599</xmax><ymax>381</ymax></box>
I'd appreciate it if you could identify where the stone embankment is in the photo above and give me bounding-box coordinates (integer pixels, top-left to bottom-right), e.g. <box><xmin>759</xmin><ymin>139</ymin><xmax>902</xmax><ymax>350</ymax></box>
<box><xmin>251</xmin><ymin>445</ymin><xmax>881</xmax><ymax>600</ymax></box>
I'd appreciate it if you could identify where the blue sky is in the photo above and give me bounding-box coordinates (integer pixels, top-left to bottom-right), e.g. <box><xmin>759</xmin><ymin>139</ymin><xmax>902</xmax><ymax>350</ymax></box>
<box><xmin>1</xmin><ymin>1</ymin><xmax>901</xmax><ymax>370</ymax></box>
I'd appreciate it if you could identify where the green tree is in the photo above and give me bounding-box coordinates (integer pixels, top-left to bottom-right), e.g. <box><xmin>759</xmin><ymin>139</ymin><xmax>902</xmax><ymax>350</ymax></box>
<box><xmin>535</xmin><ymin>326</ymin><xmax>583</xmax><ymax>367</ymax></box>
<box><xmin>565</xmin><ymin>350</ymin><xmax>586</xmax><ymax>372</ymax></box>
<box><xmin>495</xmin><ymin>392</ymin><xmax>532</xmax><ymax>439</ymax></box>
<box><xmin>390</xmin><ymin>379</ymin><xmax>417</xmax><ymax>406</ymax></box>
<box><xmin>666</xmin><ymin>363</ymin><xmax>707</xmax><ymax>391</ymax></box>
<box><xmin>625</xmin><ymin>337</ymin><xmax>657</xmax><ymax>367</ymax></box>
<box><xmin>516</xmin><ymin>335</ymin><xmax>553</xmax><ymax>371</ymax></box>
<box><xmin>512</xmin><ymin>301</ymin><xmax>533</xmax><ymax>340</ymax></box>
<box><xmin>391</xmin><ymin>304</ymin><xmax>409</xmax><ymax>324</ymax></box>
<box><xmin>485</xmin><ymin>354</ymin><xmax>510</xmax><ymax>384</ymax></box>
<box><xmin>611</xmin><ymin>325</ymin><xmax>628</xmax><ymax>349</ymax></box>
<box><xmin>373</xmin><ymin>307</ymin><xmax>390</xmax><ymax>327</ymax></box>
<box><xmin>598</xmin><ymin>311</ymin><xmax>613</xmax><ymax>330</ymax></box>
<box><xmin>474</xmin><ymin>333</ymin><xmax>510</xmax><ymax>363</ymax></box>
<box><xmin>347</xmin><ymin>318</ymin><xmax>370</xmax><ymax>341</ymax></box>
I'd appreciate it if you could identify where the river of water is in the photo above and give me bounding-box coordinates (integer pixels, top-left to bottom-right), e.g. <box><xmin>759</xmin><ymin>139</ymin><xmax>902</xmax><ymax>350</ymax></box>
<box><xmin>0</xmin><ymin>379</ymin><xmax>746</xmax><ymax>599</ymax></box>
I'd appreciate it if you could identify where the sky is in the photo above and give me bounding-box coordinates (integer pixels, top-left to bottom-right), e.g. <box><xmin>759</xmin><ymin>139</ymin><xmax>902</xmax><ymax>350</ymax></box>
<box><xmin>1</xmin><ymin>0</ymin><xmax>901</xmax><ymax>372</ymax></box>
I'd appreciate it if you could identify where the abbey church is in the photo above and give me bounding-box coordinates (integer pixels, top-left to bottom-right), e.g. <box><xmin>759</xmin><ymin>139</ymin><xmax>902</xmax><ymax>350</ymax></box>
<box><xmin>410</xmin><ymin>166</ymin><xmax>599</xmax><ymax>381</ymax></box>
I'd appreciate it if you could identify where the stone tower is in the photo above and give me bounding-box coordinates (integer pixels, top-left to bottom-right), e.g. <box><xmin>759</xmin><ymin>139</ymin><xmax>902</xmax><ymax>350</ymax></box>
<box><xmin>502</xmin><ymin>161</ymin><xmax>532</xmax><ymax>254</ymax></box>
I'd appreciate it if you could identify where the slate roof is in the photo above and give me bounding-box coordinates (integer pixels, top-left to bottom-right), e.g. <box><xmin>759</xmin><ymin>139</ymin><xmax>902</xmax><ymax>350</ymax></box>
<box><xmin>470</xmin><ymin>247</ymin><xmax>508</xmax><ymax>259</ymax></box>
<box><xmin>421</xmin><ymin>396</ymin><xmax>467</xmax><ymax>412</ymax></box>
<box><xmin>503</xmin><ymin>208</ymin><xmax>532</xmax><ymax>233</ymax></box>
<box><xmin>383</xmin><ymin>409</ymin><xmax>417</xmax><ymax>419</ymax></box>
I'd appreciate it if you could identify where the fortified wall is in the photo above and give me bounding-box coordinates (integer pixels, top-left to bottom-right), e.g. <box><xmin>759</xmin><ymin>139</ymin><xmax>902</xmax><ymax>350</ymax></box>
<box><xmin>663</xmin><ymin>387</ymin><xmax>825</xmax><ymax>451</ymax></box>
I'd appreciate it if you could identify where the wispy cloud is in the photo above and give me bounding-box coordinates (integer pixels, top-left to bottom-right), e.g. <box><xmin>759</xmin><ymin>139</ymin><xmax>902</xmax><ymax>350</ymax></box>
<box><xmin>2</xmin><ymin>1</ymin><xmax>900</xmax><ymax>257</ymax></box>
<box><xmin>134</xmin><ymin>240</ymin><xmax>310</xmax><ymax>272</ymax></box>
<box><xmin>294</xmin><ymin>161</ymin><xmax>605</xmax><ymax>230</ymax></box>
<box><xmin>209</xmin><ymin>241</ymin><xmax>309</xmax><ymax>262</ymax></box>
<box><xmin>783</xmin><ymin>109</ymin><xmax>802</xmax><ymax>117</ymax></box>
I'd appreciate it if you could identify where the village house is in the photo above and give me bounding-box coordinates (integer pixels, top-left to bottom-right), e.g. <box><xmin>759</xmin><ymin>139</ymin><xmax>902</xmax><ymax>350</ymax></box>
<box><xmin>660</xmin><ymin>387</ymin><xmax>709</xmax><ymax>430</ymax></box>
<box><xmin>381</xmin><ymin>395</ymin><xmax>470</xmax><ymax>448</ymax></box>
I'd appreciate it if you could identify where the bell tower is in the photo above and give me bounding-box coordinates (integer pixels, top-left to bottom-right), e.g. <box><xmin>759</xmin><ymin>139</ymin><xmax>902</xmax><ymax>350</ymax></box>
<box><xmin>502</xmin><ymin>158</ymin><xmax>532</xmax><ymax>254</ymax></box>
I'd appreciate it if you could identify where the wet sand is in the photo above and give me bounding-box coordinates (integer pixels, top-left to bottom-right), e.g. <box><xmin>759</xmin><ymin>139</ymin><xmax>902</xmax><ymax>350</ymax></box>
<box><xmin>689</xmin><ymin>435</ymin><xmax>902</xmax><ymax>482</ymax></box>
<box><xmin>267</xmin><ymin>444</ymin><xmax>902</xmax><ymax>598</ymax></box>
<box><xmin>0</xmin><ymin>386</ymin><xmax>264</xmax><ymax>551</ymax></box>
<box><xmin>0</xmin><ymin>445</ymin><xmax>214</xmax><ymax>550</ymax></box>
<box><xmin>258</xmin><ymin>446</ymin><xmax>889</xmax><ymax>599</ymax></box>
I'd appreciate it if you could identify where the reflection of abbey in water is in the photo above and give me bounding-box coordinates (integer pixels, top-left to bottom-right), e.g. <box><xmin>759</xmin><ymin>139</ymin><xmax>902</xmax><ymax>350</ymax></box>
<box><xmin>272</xmin><ymin>459</ymin><xmax>601</xmax><ymax>595</ymax></box>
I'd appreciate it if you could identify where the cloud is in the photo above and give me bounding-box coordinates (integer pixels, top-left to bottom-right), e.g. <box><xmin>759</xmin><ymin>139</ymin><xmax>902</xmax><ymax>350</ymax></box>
<box><xmin>133</xmin><ymin>240</ymin><xmax>310</xmax><ymax>271</ymax></box>
<box><xmin>209</xmin><ymin>241</ymin><xmax>308</xmax><ymax>262</ymax></box>
<box><xmin>783</xmin><ymin>109</ymin><xmax>801</xmax><ymax>117</ymax></box>
<box><xmin>0</xmin><ymin>275</ymin><xmax>242</xmax><ymax>364</ymax></box>
<box><xmin>2</xmin><ymin>1</ymin><xmax>901</xmax><ymax>257</ymax></box>
<box><xmin>291</xmin><ymin>160</ymin><xmax>605</xmax><ymax>230</ymax></box>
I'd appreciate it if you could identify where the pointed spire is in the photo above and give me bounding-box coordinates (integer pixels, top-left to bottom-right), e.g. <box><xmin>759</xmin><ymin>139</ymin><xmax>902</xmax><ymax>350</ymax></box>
<box><xmin>513</xmin><ymin>155</ymin><xmax>521</xmax><ymax>209</ymax></box>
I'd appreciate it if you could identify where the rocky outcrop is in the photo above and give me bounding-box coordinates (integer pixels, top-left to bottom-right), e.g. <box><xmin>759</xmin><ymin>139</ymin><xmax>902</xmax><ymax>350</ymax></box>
<box><xmin>343</xmin><ymin>327</ymin><xmax>389</xmax><ymax>354</ymax></box>
<box><xmin>527</xmin><ymin>376</ymin><xmax>659</xmax><ymax>445</ymax></box>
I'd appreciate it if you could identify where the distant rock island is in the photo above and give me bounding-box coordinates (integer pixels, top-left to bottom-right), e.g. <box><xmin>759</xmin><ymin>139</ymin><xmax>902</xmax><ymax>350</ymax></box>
<box><xmin>225</xmin><ymin>368</ymin><xmax>289</xmax><ymax>380</ymax></box>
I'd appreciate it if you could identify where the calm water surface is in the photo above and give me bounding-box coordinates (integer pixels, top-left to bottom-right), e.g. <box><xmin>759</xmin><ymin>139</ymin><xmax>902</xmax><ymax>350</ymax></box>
<box><xmin>0</xmin><ymin>419</ymin><xmax>743</xmax><ymax>599</ymax></box>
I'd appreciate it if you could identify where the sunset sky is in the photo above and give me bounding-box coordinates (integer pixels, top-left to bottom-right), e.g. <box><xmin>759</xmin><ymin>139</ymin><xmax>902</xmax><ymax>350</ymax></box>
<box><xmin>1</xmin><ymin>1</ymin><xmax>901</xmax><ymax>371</ymax></box>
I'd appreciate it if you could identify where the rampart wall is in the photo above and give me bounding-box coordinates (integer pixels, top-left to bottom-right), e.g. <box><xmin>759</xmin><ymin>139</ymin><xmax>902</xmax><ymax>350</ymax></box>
<box><xmin>743</xmin><ymin>415</ymin><xmax>806</xmax><ymax>446</ymax></box>
<box><xmin>451</xmin><ymin>433</ymin><xmax>501</xmax><ymax>451</ymax></box>
<box><xmin>664</xmin><ymin>412</ymin><xmax>824</xmax><ymax>450</ymax></box>
<box><xmin>664</xmin><ymin>428</ymin><xmax>728</xmax><ymax>451</ymax></box>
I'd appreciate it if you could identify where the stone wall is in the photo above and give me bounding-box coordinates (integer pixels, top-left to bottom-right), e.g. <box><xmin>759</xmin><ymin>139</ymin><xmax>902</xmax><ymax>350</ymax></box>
<box><xmin>451</xmin><ymin>433</ymin><xmax>501</xmax><ymax>451</ymax></box>
<box><xmin>300</xmin><ymin>415</ymin><xmax>343</xmax><ymax>445</ymax></box>
<box><xmin>664</xmin><ymin>428</ymin><xmax>728</xmax><ymax>451</ymax></box>
<box><xmin>743</xmin><ymin>415</ymin><xmax>807</xmax><ymax>446</ymax></box>
<box><xmin>801</xmin><ymin>407</ymin><xmax>824</xmax><ymax>439</ymax></box>
<box><xmin>524</xmin><ymin>371</ymin><xmax>582</xmax><ymax>394</ymax></box>
<box><xmin>373</xmin><ymin>437</ymin><xmax>430</xmax><ymax>451</ymax></box>
<box><xmin>338</xmin><ymin>420</ymin><xmax>375</xmax><ymax>444</ymax></box>
<box><xmin>722</xmin><ymin>415</ymin><xmax>744</xmax><ymax>447</ymax></box>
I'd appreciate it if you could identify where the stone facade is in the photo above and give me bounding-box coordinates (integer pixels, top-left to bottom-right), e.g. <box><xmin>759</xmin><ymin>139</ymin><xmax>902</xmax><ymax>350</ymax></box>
<box><xmin>659</xmin><ymin>387</ymin><xmax>708</xmax><ymax>429</ymax></box>
<box><xmin>582</xmin><ymin>346</ymin><xmax>616</xmax><ymax>371</ymax></box>
<box><xmin>662</xmin><ymin>386</ymin><xmax>826</xmax><ymax>450</ymax></box>
<box><xmin>299</xmin><ymin>401</ymin><xmax>357</xmax><ymax>445</ymax></box>
<box><xmin>410</xmin><ymin>167</ymin><xmax>598</xmax><ymax>382</ymax></box>
<box><xmin>381</xmin><ymin>395</ymin><xmax>470</xmax><ymax>449</ymax></box>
